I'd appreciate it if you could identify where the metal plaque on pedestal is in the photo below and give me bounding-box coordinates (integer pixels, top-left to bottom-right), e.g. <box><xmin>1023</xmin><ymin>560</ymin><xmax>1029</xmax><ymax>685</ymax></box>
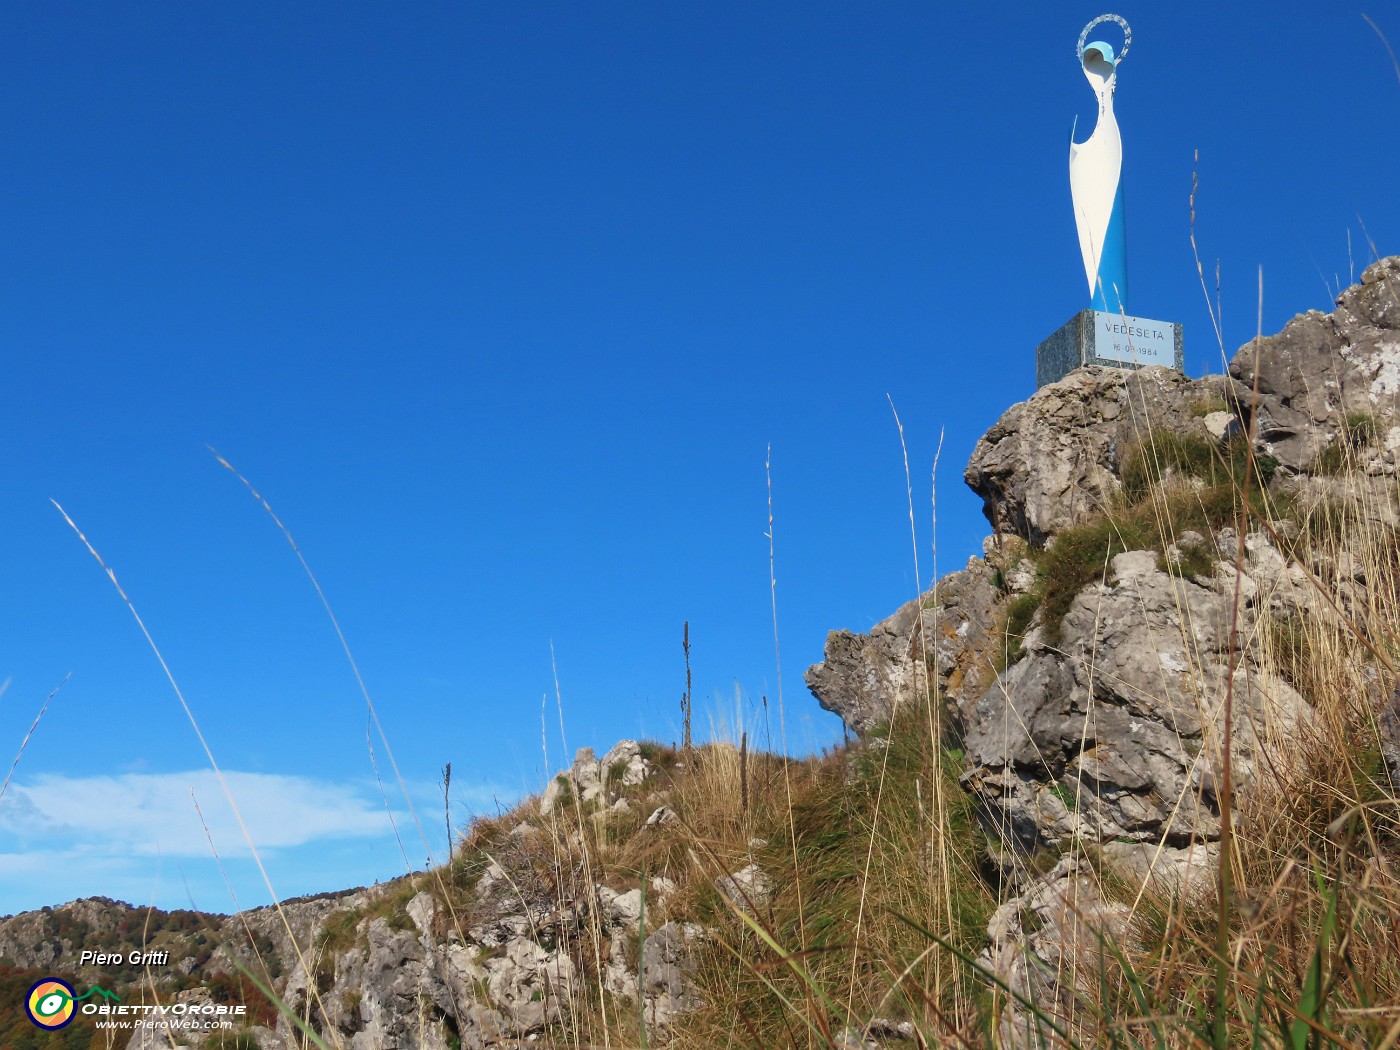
<box><xmin>1036</xmin><ymin>309</ymin><xmax>1184</xmax><ymax>388</ymax></box>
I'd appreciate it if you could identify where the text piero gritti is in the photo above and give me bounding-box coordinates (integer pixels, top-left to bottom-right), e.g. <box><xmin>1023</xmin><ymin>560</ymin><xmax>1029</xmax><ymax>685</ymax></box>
<box><xmin>79</xmin><ymin>949</ymin><xmax>170</xmax><ymax>966</ymax></box>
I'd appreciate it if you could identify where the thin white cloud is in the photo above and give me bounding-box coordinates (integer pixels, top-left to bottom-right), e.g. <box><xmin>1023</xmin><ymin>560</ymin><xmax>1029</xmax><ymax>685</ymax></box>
<box><xmin>0</xmin><ymin>768</ymin><xmax>516</xmax><ymax>915</ymax></box>
<box><xmin>0</xmin><ymin>769</ymin><xmax>500</xmax><ymax>858</ymax></box>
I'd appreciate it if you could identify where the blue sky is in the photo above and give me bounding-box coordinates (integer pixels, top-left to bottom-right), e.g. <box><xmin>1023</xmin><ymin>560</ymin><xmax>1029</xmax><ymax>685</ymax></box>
<box><xmin>1</xmin><ymin>2</ymin><xmax>1397</xmax><ymax>916</ymax></box>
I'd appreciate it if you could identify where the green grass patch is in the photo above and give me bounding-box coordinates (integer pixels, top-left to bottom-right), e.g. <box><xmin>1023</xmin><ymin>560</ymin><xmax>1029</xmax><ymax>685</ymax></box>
<box><xmin>994</xmin><ymin>432</ymin><xmax>1282</xmax><ymax>653</ymax></box>
<box><xmin>1189</xmin><ymin>396</ymin><xmax>1231</xmax><ymax>417</ymax></box>
<box><xmin>316</xmin><ymin>906</ymin><xmax>364</xmax><ymax>957</ymax></box>
<box><xmin>1036</xmin><ymin>515</ymin><xmax>1156</xmax><ymax>643</ymax></box>
<box><xmin>1049</xmin><ymin>782</ymin><xmax>1079</xmax><ymax>812</ymax></box>
<box><xmin>636</xmin><ymin>739</ymin><xmax>675</xmax><ymax>764</ymax></box>
<box><xmin>366</xmin><ymin>882</ymin><xmax>420</xmax><ymax>932</ymax></box>
<box><xmin>1120</xmin><ymin>431</ymin><xmax>1276</xmax><ymax>504</ymax></box>
<box><xmin>1161</xmin><ymin>535</ymin><xmax>1217</xmax><ymax>579</ymax></box>
<box><xmin>683</xmin><ymin>712</ymin><xmax>995</xmax><ymax>1047</ymax></box>
<box><xmin>1000</xmin><ymin>590</ymin><xmax>1040</xmax><ymax>666</ymax></box>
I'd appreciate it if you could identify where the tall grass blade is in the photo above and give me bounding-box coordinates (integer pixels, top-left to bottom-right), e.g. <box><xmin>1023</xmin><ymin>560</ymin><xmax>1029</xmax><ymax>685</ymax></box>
<box><xmin>231</xmin><ymin>956</ymin><xmax>334</xmax><ymax>1050</ymax></box>
<box><xmin>639</xmin><ymin>866</ymin><xmax>649</xmax><ymax>1050</ymax></box>
<box><xmin>1289</xmin><ymin>870</ymin><xmax>1340</xmax><ymax>1050</ymax></box>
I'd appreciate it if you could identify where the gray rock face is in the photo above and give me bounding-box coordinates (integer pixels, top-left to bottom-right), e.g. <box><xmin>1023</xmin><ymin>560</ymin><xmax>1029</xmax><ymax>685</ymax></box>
<box><xmin>964</xmin><ymin>366</ymin><xmax>1247</xmax><ymax>545</ymax></box>
<box><xmin>0</xmin><ymin>891</ymin><xmax>380</xmax><ymax>1050</ymax></box>
<box><xmin>278</xmin><ymin>740</ymin><xmax>690</xmax><ymax>1049</ymax></box>
<box><xmin>1230</xmin><ymin>257</ymin><xmax>1400</xmax><ymax>473</ymax></box>
<box><xmin>957</xmin><ymin>259</ymin><xmax>1400</xmax><ymax>551</ymax></box>
<box><xmin>645</xmin><ymin>804</ymin><xmax>680</xmax><ymax>828</ymax></box>
<box><xmin>540</xmin><ymin>745</ymin><xmax>600</xmax><ymax>815</ymax></box>
<box><xmin>714</xmin><ymin>863</ymin><xmax>771</xmax><ymax>916</ymax></box>
<box><xmin>639</xmin><ymin>921</ymin><xmax>704</xmax><ymax>1027</ymax></box>
<box><xmin>0</xmin><ymin>737</ymin><xmax>679</xmax><ymax>1049</ymax></box>
<box><xmin>808</xmin><ymin>263</ymin><xmax>1400</xmax><ymax>1045</ymax></box>
<box><xmin>601</xmin><ymin>738</ymin><xmax>652</xmax><ymax>785</ymax></box>
<box><xmin>1099</xmin><ymin>839</ymin><xmax>1219</xmax><ymax>897</ymax></box>
<box><xmin>540</xmin><ymin>740</ymin><xmax>654</xmax><ymax>816</ymax></box>
<box><xmin>981</xmin><ymin>855</ymin><xmax>1131</xmax><ymax>1049</ymax></box>
<box><xmin>805</xmin><ymin>556</ymin><xmax>1002</xmax><ymax>736</ymax></box>
<box><xmin>962</xmin><ymin>547</ymin><xmax>1310</xmax><ymax>854</ymax></box>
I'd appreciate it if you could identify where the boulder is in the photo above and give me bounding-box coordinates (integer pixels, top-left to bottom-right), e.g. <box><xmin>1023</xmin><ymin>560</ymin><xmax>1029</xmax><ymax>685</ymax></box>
<box><xmin>981</xmin><ymin>855</ymin><xmax>1131</xmax><ymax>1049</ymax></box>
<box><xmin>645</xmin><ymin>804</ymin><xmax>680</xmax><ymax>828</ymax></box>
<box><xmin>1230</xmin><ymin>256</ymin><xmax>1400</xmax><ymax>473</ymax></box>
<box><xmin>964</xmin><ymin>366</ymin><xmax>1247</xmax><ymax>545</ymax></box>
<box><xmin>805</xmin><ymin>556</ymin><xmax>1002</xmax><ymax>737</ymax></box>
<box><xmin>962</xmin><ymin>546</ymin><xmax>1310</xmax><ymax>853</ymax></box>
<box><xmin>601</xmin><ymin>739</ymin><xmax>653</xmax><ymax>786</ymax></box>
<box><xmin>484</xmin><ymin>936</ymin><xmax>576</xmax><ymax>1030</ymax></box>
<box><xmin>639</xmin><ymin>921</ymin><xmax>704</xmax><ymax>1027</ymax></box>
<box><xmin>714</xmin><ymin>863</ymin><xmax>771</xmax><ymax>916</ymax></box>
<box><xmin>541</xmin><ymin>740</ymin><xmax>654</xmax><ymax>816</ymax></box>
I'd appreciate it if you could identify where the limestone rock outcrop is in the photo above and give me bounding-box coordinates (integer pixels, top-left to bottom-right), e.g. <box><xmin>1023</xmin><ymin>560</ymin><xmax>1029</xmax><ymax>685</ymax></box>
<box><xmin>805</xmin><ymin>556</ymin><xmax>1002</xmax><ymax>737</ymax></box>
<box><xmin>964</xmin><ymin>367</ymin><xmax>1247</xmax><ymax>545</ymax></box>
<box><xmin>1231</xmin><ymin>256</ymin><xmax>1400</xmax><ymax>473</ymax></box>
<box><xmin>264</xmin><ymin>742</ymin><xmax>695</xmax><ymax>1049</ymax></box>
<box><xmin>540</xmin><ymin>739</ymin><xmax>653</xmax><ymax>816</ymax></box>
<box><xmin>0</xmin><ymin>740</ymin><xmax>695</xmax><ymax>1050</ymax></box>
<box><xmin>980</xmin><ymin>854</ymin><xmax>1131</xmax><ymax>1047</ymax></box>
<box><xmin>962</xmin><ymin>546</ymin><xmax>1310</xmax><ymax>855</ymax></box>
<box><xmin>808</xmin><ymin>260</ymin><xmax>1400</xmax><ymax>1046</ymax></box>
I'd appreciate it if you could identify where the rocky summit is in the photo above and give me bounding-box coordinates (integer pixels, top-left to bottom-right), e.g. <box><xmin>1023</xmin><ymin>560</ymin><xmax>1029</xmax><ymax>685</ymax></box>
<box><xmin>807</xmin><ymin>256</ymin><xmax>1400</xmax><ymax>1044</ymax></box>
<box><xmin>4</xmin><ymin>260</ymin><xmax>1400</xmax><ymax>1048</ymax></box>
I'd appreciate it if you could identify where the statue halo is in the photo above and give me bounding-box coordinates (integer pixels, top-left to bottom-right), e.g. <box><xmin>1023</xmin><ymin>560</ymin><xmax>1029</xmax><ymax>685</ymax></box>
<box><xmin>1077</xmin><ymin>14</ymin><xmax>1131</xmax><ymax>65</ymax></box>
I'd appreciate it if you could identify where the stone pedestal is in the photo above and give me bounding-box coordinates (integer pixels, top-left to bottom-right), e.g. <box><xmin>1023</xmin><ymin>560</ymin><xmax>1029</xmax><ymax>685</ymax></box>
<box><xmin>1036</xmin><ymin>309</ymin><xmax>1183</xmax><ymax>388</ymax></box>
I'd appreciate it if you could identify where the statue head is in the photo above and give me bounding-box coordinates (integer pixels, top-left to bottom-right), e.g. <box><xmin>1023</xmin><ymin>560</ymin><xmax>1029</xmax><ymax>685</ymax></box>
<box><xmin>1077</xmin><ymin>15</ymin><xmax>1131</xmax><ymax>94</ymax></box>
